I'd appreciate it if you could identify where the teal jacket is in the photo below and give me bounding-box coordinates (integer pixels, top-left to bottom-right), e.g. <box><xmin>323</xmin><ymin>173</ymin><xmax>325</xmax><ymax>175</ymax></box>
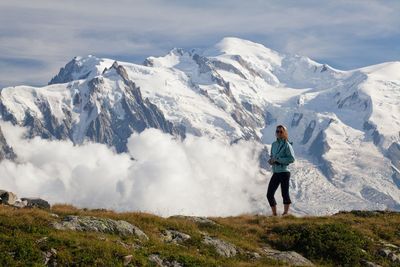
<box><xmin>270</xmin><ymin>138</ymin><xmax>295</xmax><ymax>173</ymax></box>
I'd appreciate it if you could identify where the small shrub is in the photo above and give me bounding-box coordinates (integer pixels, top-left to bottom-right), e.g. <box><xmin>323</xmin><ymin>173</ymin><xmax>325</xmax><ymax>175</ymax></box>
<box><xmin>270</xmin><ymin>223</ymin><xmax>368</xmax><ymax>266</ymax></box>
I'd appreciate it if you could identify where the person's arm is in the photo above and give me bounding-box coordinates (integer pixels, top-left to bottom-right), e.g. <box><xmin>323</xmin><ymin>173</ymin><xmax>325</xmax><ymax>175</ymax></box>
<box><xmin>276</xmin><ymin>143</ymin><xmax>295</xmax><ymax>164</ymax></box>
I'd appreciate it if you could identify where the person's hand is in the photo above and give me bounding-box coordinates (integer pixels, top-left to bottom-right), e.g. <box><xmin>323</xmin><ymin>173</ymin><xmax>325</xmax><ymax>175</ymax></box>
<box><xmin>268</xmin><ymin>158</ymin><xmax>276</xmax><ymax>165</ymax></box>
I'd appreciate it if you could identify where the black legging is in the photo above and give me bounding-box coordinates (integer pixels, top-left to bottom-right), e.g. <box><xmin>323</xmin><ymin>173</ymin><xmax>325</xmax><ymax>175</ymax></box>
<box><xmin>266</xmin><ymin>172</ymin><xmax>291</xmax><ymax>206</ymax></box>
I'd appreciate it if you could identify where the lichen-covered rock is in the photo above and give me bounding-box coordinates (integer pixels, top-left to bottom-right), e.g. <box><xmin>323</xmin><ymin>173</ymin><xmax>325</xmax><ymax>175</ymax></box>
<box><xmin>161</xmin><ymin>229</ymin><xmax>191</xmax><ymax>244</ymax></box>
<box><xmin>148</xmin><ymin>254</ymin><xmax>183</xmax><ymax>267</ymax></box>
<box><xmin>0</xmin><ymin>190</ymin><xmax>18</xmax><ymax>205</ymax></box>
<box><xmin>21</xmin><ymin>198</ymin><xmax>51</xmax><ymax>209</ymax></box>
<box><xmin>262</xmin><ymin>247</ymin><xmax>314</xmax><ymax>266</ymax></box>
<box><xmin>52</xmin><ymin>215</ymin><xmax>148</xmax><ymax>240</ymax></box>
<box><xmin>202</xmin><ymin>235</ymin><xmax>237</xmax><ymax>258</ymax></box>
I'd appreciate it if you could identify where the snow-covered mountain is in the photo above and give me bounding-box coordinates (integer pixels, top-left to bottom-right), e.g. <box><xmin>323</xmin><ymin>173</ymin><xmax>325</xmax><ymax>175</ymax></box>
<box><xmin>0</xmin><ymin>37</ymin><xmax>399</xmax><ymax>214</ymax></box>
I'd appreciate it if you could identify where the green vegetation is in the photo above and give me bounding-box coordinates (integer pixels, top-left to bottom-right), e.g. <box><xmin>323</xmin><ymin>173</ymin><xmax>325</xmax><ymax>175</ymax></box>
<box><xmin>0</xmin><ymin>205</ymin><xmax>399</xmax><ymax>266</ymax></box>
<box><xmin>269</xmin><ymin>223</ymin><xmax>369</xmax><ymax>265</ymax></box>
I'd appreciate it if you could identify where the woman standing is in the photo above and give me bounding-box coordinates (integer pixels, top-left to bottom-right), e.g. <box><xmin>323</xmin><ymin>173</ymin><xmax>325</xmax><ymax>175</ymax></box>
<box><xmin>267</xmin><ymin>125</ymin><xmax>295</xmax><ymax>216</ymax></box>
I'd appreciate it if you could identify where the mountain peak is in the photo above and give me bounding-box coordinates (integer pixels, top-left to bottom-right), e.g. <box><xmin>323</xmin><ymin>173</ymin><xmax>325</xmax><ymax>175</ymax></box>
<box><xmin>202</xmin><ymin>37</ymin><xmax>282</xmax><ymax>67</ymax></box>
<box><xmin>49</xmin><ymin>56</ymin><xmax>114</xmax><ymax>85</ymax></box>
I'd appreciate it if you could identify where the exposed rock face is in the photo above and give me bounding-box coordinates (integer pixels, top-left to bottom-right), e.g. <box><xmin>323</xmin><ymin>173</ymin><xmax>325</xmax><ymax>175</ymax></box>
<box><xmin>261</xmin><ymin>247</ymin><xmax>314</xmax><ymax>266</ymax></box>
<box><xmin>0</xmin><ymin>126</ymin><xmax>16</xmax><ymax>161</ymax></box>
<box><xmin>0</xmin><ymin>63</ymin><xmax>185</xmax><ymax>153</ymax></box>
<box><xmin>52</xmin><ymin>215</ymin><xmax>148</xmax><ymax>240</ymax></box>
<box><xmin>89</xmin><ymin>63</ymin><xmax>186</xmax><ymax>152</ymax></box>
<box><xmin>309</xmin><ymin>130</ymin><xmax>335</xmax><ymax>180</ymax></box>
<box><xmin>363</xmin><ymin>121</ymin><xmax>384</xmax><ymax>146</ymax></box>
<box><xmin>387</xmin><ymin>142</ymin><xmax>400</xmax><ymax>188</ymax></box>
<box><xmin>360</xmin><ymin>186</ymin><xmax>400</xmax><ymax>210</ymax></box>
<box><xmin>49</xmin><ymin>56</ymin><xmax>95</xmax><ymax>85</ymax></box>
<box><xmin>301</xmin><ymin>119</ymin><xmax>316</xmax><ymax>144</ymax></box>
<box><xmin>202</xmin><ymin>235</ymin><xmax>237</xmax><ymax>257</ymax></box>
<box><xmin>291</xmin><ymin>112</ymin><xmax>303</xmax><ymax>127</ymax></box>
<box><xmin>161</xmin><ymin>229</ymin><xmax>191</xmax><ymax>244</ymax></box>
<box><xmin>191</xmin><ymin>53</ymin><xmax>263</xmax><ymax>141</ymax></box>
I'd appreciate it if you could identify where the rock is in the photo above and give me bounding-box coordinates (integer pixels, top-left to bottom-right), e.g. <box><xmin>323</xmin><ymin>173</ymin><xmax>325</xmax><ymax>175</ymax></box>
<box><xmin>115</xmin><ymin>240</ymin><xmax>141</xmax><ymax>250</ymax></box>
<box><xmin>52</xmin><ymin>215</ymin><xmax>148</xmax><ymax>240</ymax></box>
<box><xmin>21</xmin><ymin>198</ymin><xmax>50</xmax><ymax>209</ymax></box>
<box><xmin>43</xmin><ymin>248</ymin><xmax>57</xmax><ymax>267</ymax></box>
<box><xmin>123</xmin><ymin>255</ymin><xmax>133</xmax><ymax>266</ymax></box>
<box><xmin>0</xmin><ymin>190</ymin><xmax>18</xmax><ymax>205</ymax></box>
<box><xmin>379</xmin><ymin>240</ymin><xmax>399</xmax><ymax>250</ymax></box>
<box><xmin>161</xmin><ymin>229</ymin><xmax>191</xmax><ymax>244</ymax></box>
<box><xmin>0</xmin><ymin>126</ymin><xmax>16</xmax><ymax>161</ymax></box>
<box><xmin>389</xmin><ymin>253</ymin><xmax>400</xmax><ymax>263</ymax></box>
<box><xmin>262</xmin><ymin>247</ymin><xmax>314</xmax><ymax>266</ymax></box>
<box><xmin>36</xmin><ymin>236</ymin><xmax>48</xmax><ymax>244</ymax></box>
<box><xmin>378</xmin><ymin>248</ymin><xmax>391</xmax><ymax>257</ymax></box>
<box><xmin>379</xmin><ymin>248</ymin><xmax>400</xmax><ymax>263</ymax></box>
<box><xmin>170</xmin><ymin>215</ymin><xmax>217</xmax><ymax>225</ymax></box>
<box><xmin>148</xmin><ymin>254</ymin><xmax>182</xmax><ymax>267</ymax></box>
<box><xmin>202</xmin><ymin>235</ymin><xmax>237</xmax><ymax>258</ymax></box>
<box><xmin>245</xmin><ymin>251</ymin><xmax>262</xmax><ymax>260</ymax></box>
<box><xmin>149</xmin><ymin>254</ymin><xmax>164</xmax><ymax>266</ymax></box>
<box><xmin>360</xmin><ymin>259</ymin><xmax>383</xmax><ymax>267</ymax></box>
<box><xmin>13</xmin><ymin>199</ymin><xmax>28</xmax><ymax>208</ymax></box>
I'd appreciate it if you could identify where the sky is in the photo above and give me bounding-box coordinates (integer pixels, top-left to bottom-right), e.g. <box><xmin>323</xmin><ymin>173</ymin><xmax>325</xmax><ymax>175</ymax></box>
<box><xmin>0</xmin><ymin>0</ymin><xmax>399</xmax><ymax>88</ymax></box>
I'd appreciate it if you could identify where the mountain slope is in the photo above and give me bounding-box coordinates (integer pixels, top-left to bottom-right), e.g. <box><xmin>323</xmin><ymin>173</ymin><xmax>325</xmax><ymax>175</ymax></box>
<box><xmin>0</xmin><ymin>125</ymin><xmax>15</xmax><ymax>161</ymax></box>
<box><xmin>1</xmin><ymin>204</ymin><xmax>399</xmax><ymax>267</ymax></box>
<box><xmin>0</xmin><ymin>37</ymin><xmax>399</xmax><ymax>215</ymax></box>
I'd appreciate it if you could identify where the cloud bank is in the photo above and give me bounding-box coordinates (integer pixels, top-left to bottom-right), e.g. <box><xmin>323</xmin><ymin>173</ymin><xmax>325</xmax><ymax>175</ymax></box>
<box><xmin>0</xmin><ymin>122</ymin><xmax>267</xmax><ymax>217</ymax></box>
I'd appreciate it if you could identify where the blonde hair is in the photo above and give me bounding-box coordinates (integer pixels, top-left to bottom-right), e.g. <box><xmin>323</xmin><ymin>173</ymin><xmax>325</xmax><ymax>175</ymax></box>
<box><xmin>276</xmin><ymin>125</ymin><xmax>289</xmax><ymax>141</ymax></box>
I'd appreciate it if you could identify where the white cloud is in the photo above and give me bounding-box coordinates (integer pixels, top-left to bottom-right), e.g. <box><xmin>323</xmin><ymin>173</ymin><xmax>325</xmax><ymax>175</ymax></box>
<box><xmin>0</xmin><ymin>122</ymin><xmax>267</xmax><ymax>217</ymax></box>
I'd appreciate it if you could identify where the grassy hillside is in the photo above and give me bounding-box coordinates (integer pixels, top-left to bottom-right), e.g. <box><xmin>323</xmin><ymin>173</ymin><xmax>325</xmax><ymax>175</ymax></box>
<box><xmin>0</xmin><ymin>205</ymin><xmax>399</xmax><ymax>266</ymax></box>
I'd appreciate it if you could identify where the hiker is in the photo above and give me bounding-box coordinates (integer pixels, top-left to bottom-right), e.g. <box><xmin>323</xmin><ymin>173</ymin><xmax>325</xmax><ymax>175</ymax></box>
<box><xmin>267</xmin><ymin>124</ymin><xmax>295</xmax><ymax>216</ymax></box>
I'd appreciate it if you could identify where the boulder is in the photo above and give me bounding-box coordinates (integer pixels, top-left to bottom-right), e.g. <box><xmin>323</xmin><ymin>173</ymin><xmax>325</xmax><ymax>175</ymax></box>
<box><xmin>0</xmin><ymin>190</ymin><xmax>18</xmax><ymax>205</ymax></box>
<box><xmin>52</xmin><ymin>215</ymin><xmax>148</xmax><ymax>240</ymax></box>
<box><xmin>161</xmin><ymin>229</ymin><xmax>191</xmax><ymax>244</ymax></box>
<box><xmin>21</xmin><ymin>198</ymin><xmax>51</xmax><ymax>209</ymax></box>
<box><xmin>262</xmin><ymin>247</ymin><xmax>314</xmax><ymax>266</ymax></box>
<box><xmin>202</xmin><ymin>235</ymin><xmax>237</xmax><ymax>258</ymax></box>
